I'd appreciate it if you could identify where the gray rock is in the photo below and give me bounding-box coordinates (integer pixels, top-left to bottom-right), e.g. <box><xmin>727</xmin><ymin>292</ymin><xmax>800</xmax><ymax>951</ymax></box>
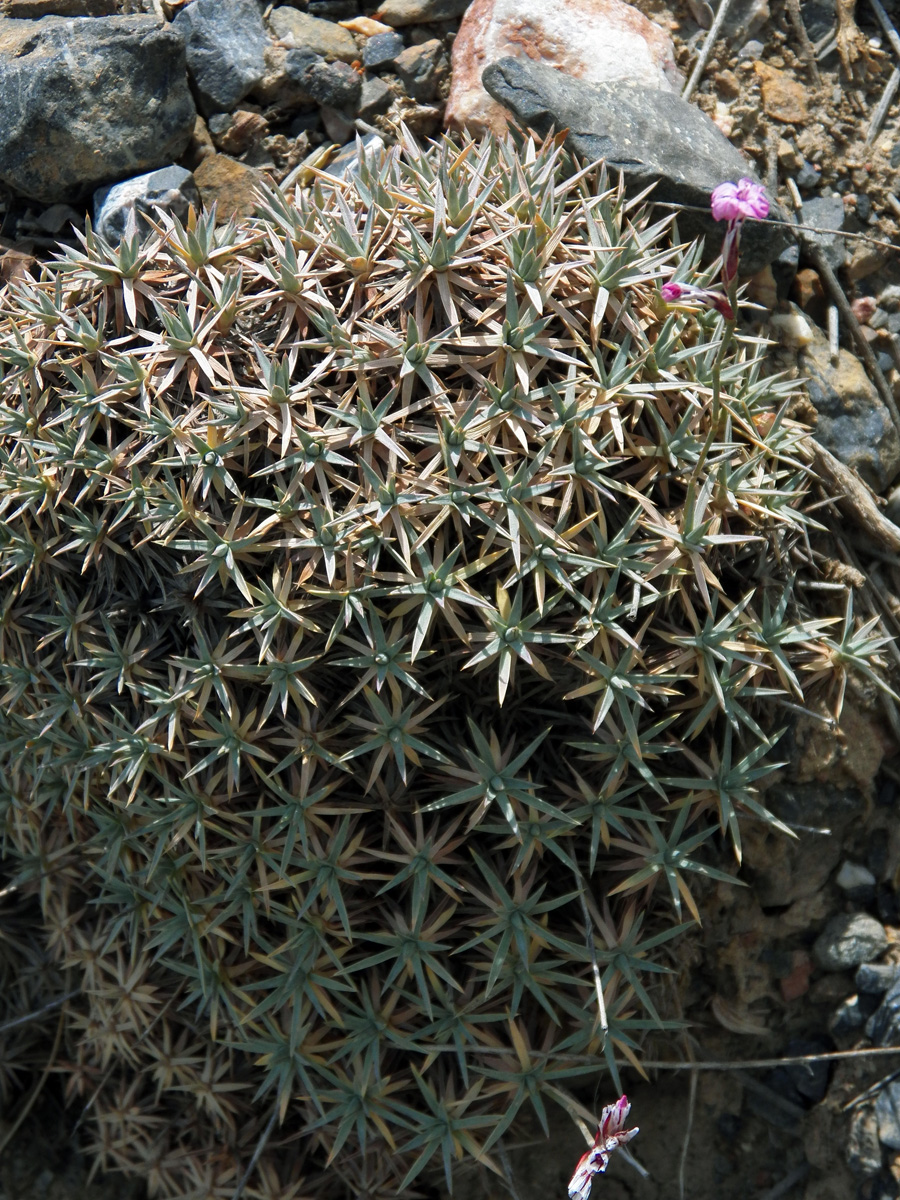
<box><xmin>801</xmin><ymin>0</ymin><xmax>835</xmax><ymax>43</ymax></box>
<box><xmin>0</xmin><ymin>15</ymin><xmax>196</xmax><ymax>205</ymax></box>
<box><xmin>801</xmin><ymin>326</ymin><xmax>900</xmax><ymax>493</ymax></box>
<box><xmin>857</xmin><ymin>963</ymin><xmax>900</xmax><ymax>994</ymax></box>
<box><xmin>722</xmin><ymin>0</ymin><xmax>770</xmax><ymax>39</ymax></box>
<box><xmin>795</xmin><ymin>160</ymin><xmax>821</xmax><ymax>190</ymax></box>
<box><xmin>801</xmin><ymin>193</ymin><xmax>846</xmax><ymax>269</ymax></box>
<box><xmin>771</xmin><ymin>240</ymin><xmax>799</xmax><ymax>300</ymax></box>
<box><xmin>814</xmin><ymin>913</ymin><xmax>889</xmax><ymax>972</ymax></box>
<box><xmin>480</xmin><ymin>57</ymin><xmax>792</xmax><ymax>275</ymax></box>
<box><xmin>362</xmin><ymin>31</ymin><xmax>405</xmax><ymax>70</ymax></box>
<box><xmin>750</xmin><ymin>783</ymin><xmax>865</xmax><ymax>908</ymax></box>
<box><xmin>866</xmin><ymin>976</ymin><xmax>900</xmax><ymax>1046</ymax></box>
<box><xmin>879</xmin><ymin>284</ymin><xmax>900</xmax><ymax>312</ymax></box>
<box><xmin>304</xmin><ymin>59</ymin><xmax>362</xmax><ymax>109</ymax></box>
<box><xmin>737</xmin><ymin>37</ymin><xmax>765</xmax><ymax>58</ymax></box>
<box><xmin>93</xmin><ymin>165</ymin><xmax>199</xmax><ymax>243</ymax></box>
<box><xmin>837</xmin><ymin>861</ymin><xmax>876</xmax><ymax>891</ymax></box>
<box><xmin>308</xmin><ymin>0</ymin><xmax>357</xmax><ymax>15</ymax></box>
<box><xmin>877</xmin><ymin>1082</ymin><xmax>900</xmax><ymax>1151</ymax></box>
<box><xmin>836</xmin><ymin>860</ymin><xmax>878</xmax><ymax>903</ymax></box>
<box><xmin>267</xmin><ymin>7</ymin><xmax>358</xmax><ymax>61</ymax></box>
<box><xmin>320</xmin><ymin>104</ymin><xmax>355</xmax><ymax>142</ymax></box>
<box><xmin>32</xmin><ymin>203</ymin><xmax>82</xmax><ymax>235</ymax></box>
<box><xmin>173</xmin><ymin>0</ymin><xmax>269</xmax><ymax>116</ymax></box>
<box><xmin>374</xmin><ymin>0</ymin><xmax>472</xmax><ymax>24</ymax></box>
<box><xmin>394</xmin><ymin>38</ymin><xmax>444</xmax><ymax>101</ymax></box>
<box><xmin>358</xmin><ymin>75</ymin><xmax>394</xmax><ymax>120</ymax></box>
<box><xmin>255</xmin><ymin>45</ymin><xmax>319</xmax><ymax>107</ymax></box>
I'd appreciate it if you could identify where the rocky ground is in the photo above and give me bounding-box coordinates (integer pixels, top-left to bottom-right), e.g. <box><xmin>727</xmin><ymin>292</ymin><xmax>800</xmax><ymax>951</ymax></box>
<box><xmin>3</xmin><ymin>0</ymin><xmax>900</xmax><ymax>1198</ymax></box>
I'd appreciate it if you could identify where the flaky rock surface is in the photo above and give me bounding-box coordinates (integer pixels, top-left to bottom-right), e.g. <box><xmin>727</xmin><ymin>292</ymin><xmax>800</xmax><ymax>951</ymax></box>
<box><xmin>0</xmin><ymin>15</ymin><xmax>195</xmax><ymax>203</ymax></box>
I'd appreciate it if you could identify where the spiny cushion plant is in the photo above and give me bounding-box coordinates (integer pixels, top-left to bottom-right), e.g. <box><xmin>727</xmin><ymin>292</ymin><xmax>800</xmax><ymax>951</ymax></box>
<box><xmin>0</xmin><ymin>127</ymin><xmax>888</xmax><ymax>1197</ymax></box>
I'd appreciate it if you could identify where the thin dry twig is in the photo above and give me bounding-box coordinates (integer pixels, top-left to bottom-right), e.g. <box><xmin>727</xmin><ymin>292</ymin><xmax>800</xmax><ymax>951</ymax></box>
<box><xmin>842</xmin><ymin>1067</ymin><xmax>900</xmax><ymax>1111</ymax></box>
<box><xmin>803</xmin><ymin>439</ymin><xmax>900</xmax><ymax>555</ymax></box>
<box><xmin>677</xmin><ymin>1068</ymin><xmax>698</xmax><ymax>1200</ymax></box>
<box><xmin>759</xmin><ymin>1163</ymin><xmax>810</xmax><ymax>1200</ymax></box>
<box><xmin>577</xmin><ymin>885</ymin><xmax>609</xmax><ymax>1045</ymax></box>
<box><xmin>0</xmin><ymin>1007</ymin><xmax>65</xmax><ymax>1158</ymax></box>
<box><xmin>499</xmin><ymin>1143</ymin><xmax>524</xmax><ymax>1200</ymax></box>
<box><xmin>232</xmin><ymin>1106</ymin><xmax>279</xmax><ymax>1200</ymax></box>
<box><xmin>641</xmin><ymin>1046</ymin><xmax>900</xmax><ymax>1070</ymax></box>
<box><xmin>682</xmin><ymin>0</ymin><xmax>737</xmax><ymax>101</ymax></box>
<box><xmin>869</xmin><ymin>0</ymin><xmax>900</xmax><ymax>60</ymax></box>
<box><xmin>867</xmin><ymin>66</ymin><xmax>900</xmax><ymax>143</ymax></box>
<box><xmin>0</xmin><ymin>989</ymin><xmax>78</xmax><ymax>1037</ymax></box>
<box><xmin>785</xmin><ymin>0</ymin><xmax>824</xmax><ymax>82</ymax></box>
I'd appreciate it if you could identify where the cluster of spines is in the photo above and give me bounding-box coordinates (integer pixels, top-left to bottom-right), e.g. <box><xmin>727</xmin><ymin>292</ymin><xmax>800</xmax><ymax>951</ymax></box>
<box><xmin>0</xmin><ymin>128</ymin><xmax>888</xmax><ymax>1198</ymax></box>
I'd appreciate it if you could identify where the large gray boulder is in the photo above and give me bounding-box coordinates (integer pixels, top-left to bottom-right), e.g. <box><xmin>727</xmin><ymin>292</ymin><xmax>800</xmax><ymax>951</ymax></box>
<box><xmin>481</xmin><ymin>56</ymin><xmax>792</xmax><ymax>275</ymax></box>
<box><xmin>173</xmin><ymin>0</ymin><xmax>270</xmax><ymax>116</ymax></box>
<box><xmin>0</xmin><ymin>16</ymin><xmax>196</xmax><ymax>204</ymax></box>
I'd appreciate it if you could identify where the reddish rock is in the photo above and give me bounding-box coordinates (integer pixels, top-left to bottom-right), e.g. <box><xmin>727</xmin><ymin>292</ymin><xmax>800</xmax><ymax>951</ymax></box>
<box><xmin>850</xmin><ymin>295</ymin><xmax>877</xmax><ymax>325</ymax></box>
<box><xmin>780</xmin><ymin>951</ymin><xmax>813</xmax><ymax>1002</ymax></box>
<box><xmin>445</xmin><ymin>0</ymin><xmax>680</xmax><ymax>134</ymax></box>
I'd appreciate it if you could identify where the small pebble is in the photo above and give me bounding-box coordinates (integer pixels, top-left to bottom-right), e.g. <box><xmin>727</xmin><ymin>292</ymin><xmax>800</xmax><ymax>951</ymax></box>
<box><xmin>892</xmin><ymin>142</ymin><xmax>900</xmax><ymax>169</ymax></box>
<box><xmin>714</xmin><ymin>68</ymin><xmax>740</xmax><ymax>98</ymax></box>
<box><xmin>769</xmin><ymin>309</ymin><xmax>814</xmax><ymax>347</ymax></box>
<box><xmin>796</xmin><ymin>161</ymin><xmax>821</xmax><ymax>190</ymax></box>
<box><xmin>393</xmin><ymin>38</ymin><xmax>444</xmax><ymax>101</ymax></box>
<box><xmin>304</xmin><ymin>59</ymin><xmax>362</xmax><ymax>109</ymax></box>
<box><xmin>813</xmin><ymin>913</ymin><xmax>889</xmax><ymax>971</ymax></box>
<box><xmin>357</xmin><ymin>75</ymin><xmax>393</xmax><ymax>119</ymax></box>
<box><xmin>879</xmin><ymin>285</ymin><xmax>900</xmax><ymax>312</ymax></box>
<box><xmin>857</xmin><ymin>963</ymin><xmax>900</xmax><ymax>994</ymax></box>
<box><xmin>308</xmin><ymin>0</ymin><xmax>357</xmax><ymax>16</ymax></box>
<box><xmin>320</xmin><ymin>104</ymin><xmax>355</xmax><ymax>142</ymax></box>
<box><xmin>362</xmin><ymin>30</ymin><xmax>405</xmax><ymax>70</ymax></box>
<box><xmin>339</xmin><ymin>15</ymin><xmax>394</xmax><ymax>35</ymax></box>
<box><xmin>850</xmin><ymin>298</ymin><xmax>878</xmax><ymax>326</ymax></box>
<box><xmin>738</xmin><ymin>38</ymin><xmax>764</xmax><ymax>58</ymax></box>
<box><xmin>857</xmin><ymin>193</ymin><xmax>872</xmax><ymax>221</ymax></box>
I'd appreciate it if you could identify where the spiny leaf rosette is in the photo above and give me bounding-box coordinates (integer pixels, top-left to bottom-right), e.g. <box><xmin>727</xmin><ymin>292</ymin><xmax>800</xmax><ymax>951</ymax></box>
<box><xmin>0</xmin><ymin>129</ymin><xmax>873</xmax><ymax>1197</ymax></box>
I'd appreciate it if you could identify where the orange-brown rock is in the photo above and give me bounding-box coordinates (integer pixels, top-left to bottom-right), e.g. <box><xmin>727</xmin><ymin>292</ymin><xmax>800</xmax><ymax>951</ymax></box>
<box><xmin>0</xmin><ymin>239</ymin><xmax>36</xmax><ymax>285</ymax></box>
<box><xmin>754</xmin><ymin>62</ymin><xmax>808</xmax><ymax>124</ymax></box>
<box><xmin>194</xmin><ymin>155</ymin><xmax>262</xmax><ymax>221</ymax></box>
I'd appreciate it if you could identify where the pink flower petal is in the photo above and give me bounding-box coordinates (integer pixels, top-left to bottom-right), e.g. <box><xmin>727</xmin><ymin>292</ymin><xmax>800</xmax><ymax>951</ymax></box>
<box><xmin>567</xmin><ymin>1096</ymin><xmax>639</xmax><ymax>1200</ymax></box>
<box><xmin>711</xmin><ymin>178</ymin><xmax>769</xmax><ymax>223</ymax></box>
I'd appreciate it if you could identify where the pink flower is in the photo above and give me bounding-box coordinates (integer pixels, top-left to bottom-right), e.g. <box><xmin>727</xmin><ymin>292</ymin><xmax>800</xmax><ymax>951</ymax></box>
<box><xmin>568</xmin><ymin>1095</ymin><xmax>639</xmax><ymax>1200</ymax></box>
<box><xmin>710</xmin><ymin>178</ymin><xmax>769</xmax><ymax>224</ymax></box>
<box><xmin>660</xmin><ymin>280</ymin><xmax>734</xmax><ymax>321</ymax></box>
